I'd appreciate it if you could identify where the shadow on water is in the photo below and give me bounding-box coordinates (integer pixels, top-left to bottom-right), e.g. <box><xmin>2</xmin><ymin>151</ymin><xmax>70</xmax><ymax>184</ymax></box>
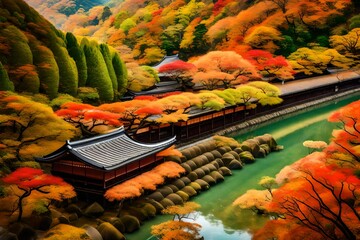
<box><xmin>126</xmin><ymin>94</ymin><xmax>360</xmax><ymax>240</ymax></box>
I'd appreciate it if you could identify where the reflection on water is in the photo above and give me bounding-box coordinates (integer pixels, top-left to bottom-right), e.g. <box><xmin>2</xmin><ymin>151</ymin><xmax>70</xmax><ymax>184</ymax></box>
<box><xmin>126</xmin><ymin>93</ymin><xmax>360</xmax><ymax>240</ymax></box>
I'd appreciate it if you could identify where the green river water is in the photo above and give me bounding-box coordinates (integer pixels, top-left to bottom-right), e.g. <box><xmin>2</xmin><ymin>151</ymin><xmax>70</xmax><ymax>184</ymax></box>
<box><xmin>126</xmin><ymin>93</ymin><xmax>360</xmax><ymax>240</ymax></box>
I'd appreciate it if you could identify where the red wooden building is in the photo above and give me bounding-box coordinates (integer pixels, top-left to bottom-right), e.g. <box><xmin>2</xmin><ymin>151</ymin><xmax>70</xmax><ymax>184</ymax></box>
<box><xmin>36</xmin><ymin>127</ymin><xmax>176</xmax><ymax>196</ymax></box>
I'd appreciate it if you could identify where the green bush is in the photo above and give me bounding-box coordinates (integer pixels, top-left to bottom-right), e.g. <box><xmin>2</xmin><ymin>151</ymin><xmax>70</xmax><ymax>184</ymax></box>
<box><xmin>100</xmin><ymin>44</ymin><xmax>117</xmax><ymax>92</ymax></box>
<box><xmin>210</xmin><ymin>161</ymin><xmax>220</xmax><ymax>169</ymax></box>
<box><xmin>167</xmin><ymin>155</ymin><xmax>182</xmax><ymax>164</ymax></box>
<box><xmin>186</xmin><ymin>172</ymin><xmax>198</xmax><ymax>182</ymax></box>
<box><xmin>217</xmin><ymin>146</ymin><xmax>232</xmax><ymax>155</ymax></box>
<box><xmin>205</xmin><ymin>163</ymin><xmax>217</xmax><ymax>172</ymax></box>
<box><xmin>239</xmin><ymin>151</ymin><xmax>255</xmax><ymax>164</ymax></box>
<box><xmin>203</xmin><ymin>152</ymin><xmax>215</xmax><ymax>162</ymax></box>
<box><xmin>202</xmin><ymin>175</ymin><xmax>216</xmax><ymax>185</ymax></box>
<box><xmin>188</xmin><ymin>182</ymin><xmax>202</xmax><ymax>192</ymax></box>
<box><xmin>97</xmin><ymin>222</ymin><xmax>126</xmax><ymax>240</ymax></box>
<box><xmin>157</xmin><ymin>186</ymin><xmax>173</xmax><ymax>197</ymax></box>
<box><xmin>141</xmin><ymin>203</ymin><xmax>157</xmax><ymax>218</ymax></box>
<box><xmin>210</xmin><ymin>150</ymin><xmax>222</xmax><ymax>158</ymax></box>
<box><xmin>125</xmin><ymin>207</ymin><xmax>147</xmax><ymax>222</ymax></box>
<box><xmin>111</xmin><ymin>50</ymin><xmax>127</xmax><ymax>96</ymax></box>
<box><xmin>181</xmin><ymin>149</ymin><xmax>192</xmax><ymax>160</ymax></box>
<box><xmin>228</xmin><ymin>151</ymin><xmax>240</xmax><ymax>160</ymax></box>
<box><xmin>195</xmin><ymin>179</ymin><xmax>210</xmax><ymax>190</ymax></box>
<box><xmin>111</xmin><ymin>219</ymin><xmax>125</xmax><ymax>233</ymax></box>
<box><xmin>185</xmin><ymin>160</ymin><xmax>197</xmax><ymax>170</ymax></box>
<box><xmin>192</xmin><ymin>156</ymin><xmax>205</xmax><ymax>167</ymax></box>
<box><xmin>166</xmin><ymin>184</ymin><xmax>179</xmax><ymax>193</ymax></box>
<box><xmin>166</xmin><ymin>193</ymin><xmax>183</xmax><ymax>205</ymax></box>
<box><xmin>194</xmin><ymin>168</ymin><xmax>206</xmax><ymax>178</ymax></box>
<box><xmin>233</xmin><ymin>147</ymin><xmax>243</xmax><ymax>154</ymax></box>
<box><xmin>144</xmin><ymin>199</ymin><xmax>164</xmax><ymax>214</ymax></box>
<box><xmin>191</xmin><ymin>145</ymin><xmax>202</xmax><ymax>156</ymax></box>
<box><xmin>0</xmin><ymin>60</ymin><xmax>14</xmax><ymax>91</ymax></box>
<box><xmin>176</xmin><ymin>190</ymin><xmax>189</xmax><ymax>201</ymax></box>
<box><xmin>119</xmin><ymin>215</ymin><xmax>140</xmax><ymax>233</ymax></box>
<box><xmin>228</xmin><ymin>159</ymin><xmax>243</xmax><ymax>170</ymax></box>
<box><xmin>159</xmin><ymin>198</ymin><xmax>175</xmax><ymax>208</ymax></box>
<box><xmin>147</xmin><ymin>191</ymin><xmax>164</xmax><ymax>202</ymax></box>
<box><xmin>219</xmin><ymin>166</ymin><xmax>232</xmax><ymax>176</ymax></box>
<box><xmin>180</xmin><ymin>176</ymin><xmax>191</xmax><ymax>185</ymax></box>
<box><xmin>200</xmin><ymin>165</ymin><xmax>210</xmax><ymax>175</ymax></box>
<box><xmin>180</xmin><ymin>186</ymin><xmax>197</xmax><ymax>197</ymax></box>
<box><xmin>215</xmin><ymin>158</ymin><xmax>224</xmax><ymax>167</ymax></box>
<box><xmin>209</xmin><ymin>171</ymin><xmax>224</xmax><ymax>183</ymax></box>
<box><xmin>260</xmin><ymin>144</ymin><xmax>271</xmax><ymax>155</ymax></box>
<box><xmin>66</xmin><ymin>32</ymin><xmax>87</xmax><ymax>87</ymax></box>
<box><xmin>222</xmin><ymin>153</ymin><xmax>235</xmax><ymax>166</ymax></box>
<box><xmin>171</xmin><ymin>179</ymin><xmax>186</xmax><ymax>189</ymax></box>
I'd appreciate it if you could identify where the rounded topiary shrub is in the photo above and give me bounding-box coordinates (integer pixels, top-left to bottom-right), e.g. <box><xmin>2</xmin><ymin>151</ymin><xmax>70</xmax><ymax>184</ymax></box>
<box><xmin>166</xmin><ymin>193</ymin><xmax>184</xmax><ymax>205</ymax></box>
<box><xmin>181</xmin><ymin>149</ymin><xmax>192</xmax><ymax>160</ymax></box>
<box><xmin>126</xmin><ymin>207</ymin><xmax>147</xmax><ymax>221</ymax></box>
<box><xmin>171</xmin><ymin>179</ymin><xmax>186</xmax><ymax>189</ymax></box>
<box><xmin>186</xmin><ymin>171</ymin><xmax>198</xmax><ymax>181</ymax></box>
<box><xmin>119</xmin><ymin>215</ymin><xmax>140</xmax><ymax>233</ymax></box>
<box><xmin>180</xmin><ymin>176</ymin><xmax>191</xmax><ymax>185</ymax></box>
<box><xmin>260</xmin><ymin>144</ymin><xmax>271</xmax><ymax>155</ymax></box>
<box><xmin>157</xmin><ymin>186</ymin><xmax>173</xmax><ymax>197</ymax></box>
<box><xmin>141</xmin><ymin>203</ymin><xmax>157</xmax><ymax>218</ymax></box>
<box><xmin>203</xmin><ymin>152</ymin><xmax>215</xmax><ymax>162</ymax></box>
<box><xmin>145</xmin><ymin>199</ymin><xmax>164</xmax><ymax>214</ymax></box>
<box><xmin>241</xmin><ymin>140</ymin><xmax>260</xmax><ymax>157</ymax></box>
<box><xmin>195</xmin><ymin>179</ymin><xmax>210</xmax><ymax>190</ymax></box>
<box><xmin>219</xmin><ymin>166</ymin><xmax>232</xmax><ymax>176</ymax></box>
<box><xmin>110</xmin><ymin>218</ymin><xmax>125</xmax><ymax>233</ymax></box>
<box><xmin>209</xmin><ymin>171</ymin><xmax>225</xmax><ymax>182</ymax></box>
<box><xmin>186</xmin><ymin>160</ymin><xmax>198</xmax><ymax>170</ymax></box>
<box><xmin>194</xmin><ymin>168</ymin><xmax>206</xmax><ymax>178</ymax></box>
<box><xmin>205</xmin><ymin>163</ymin><xmax>217</xmax><ymax>172</ymax></box>
<box><xmin>160</xmin><ymin>198</ymin><xmax>175</xmax><ymax>208</ymax></box>
<box><xmin>191</xmin><ymin>145</ymin><xmax>202</xmax><ymax>156</ymax></box>
<box><xmin>192</xmin><ymin>156</ymin><xmax>205</xmax><ymax>168</ymax></box>
<box><xmin>176</xmin><ymin>190</ymin><xmax>189</xmax><ymax>201</ymax></box>
<box><xmin>84</xmin><ymin>202</ymin><xmax>104</xmax><ymax>218</ymax></box>
<box><xmin>205</xmin><ymin>140</ymin><xmax>217</xmax><ymax>151</ymax></box>
<box><xmin>180</xmin><ymin>163</ymin><xmax>192</xmax><ymax>173</ymax></box>
<box><xmin>202</xmin><ymin>175</ymin><xmax>216</xmax><ymax>185</ymax></box>
<box><xmin>97</xmin><ymin>222</ymin><xmax>126</xmax><ymax>240</ymax></box>
<box><xmin>258</xmin><ymin>148</ymin><xmax>267</xmax><ymax>158</ymax></box>
<box><xmin>239</xmin><ymin>151</ymin><xmax>255</xmax><ymax>164</ymax></box>
<box><xmin>196</xmin><ymin>143</ymin><xmax>207</xmax><ymax>153</ymax></box>
<box><xmin>222</xmin><ymin>153</ymin><xmax>235</xmax><ymax>166</ymax></box>
<box><xmin>215</xmin><ymin>158</ymin><xmax>224</xmax><ymax>167</ymax></box>
<box><xmin>167</xmin><ymin>184</ymin><xmax>179</xmax><ymax>193</ymax></box>
<box><xmin>181</xmin><ymin>186</ymin><xmax>197</xmax><ymax>197</ymax></box>
<box><xmin>233</xmin><ymin>147</ymin><xmax>243</xmax><ymax>154</ymax></box>
<box><xmin>217</xmin><ymin>146</ymin><xmax>232</xmax><ymax>155</ymax></box>
<box><xmin>188</xmin><ymin>182</ymin><xmax>202</xmax><ymax>192</ymax></box>
<box><xmin>166</xmin><ymin>155</ymin><xmax>182</xmax><ymax>164</ymax></box>
<box><xmin>228</xmin><ymin>151</ymin><xmax>240</xmax><ymax>160</ymax></box>
<box><xmin>228</xmin><ymin>159</ymin><xmax>243</xmax><ymax>169</ymax></box>
<box><xmin>210</xmin><ymin>150</ymin><xmax>222</xmax><ymax>158</ymax></box>
<box><xmin>148</xmin><ymin>191</ymin><xmax>164</xmax><ymax>202</ymax></box>
<box><xmin>201</xmin><ymin>165</ymin><xmax>210</xmax><ymax>175</ymax></box>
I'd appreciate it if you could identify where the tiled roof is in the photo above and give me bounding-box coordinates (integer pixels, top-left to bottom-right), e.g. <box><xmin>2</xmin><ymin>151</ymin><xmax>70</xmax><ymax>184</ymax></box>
<box><xmin>152</xmin><ymin>55</ymin><xmax>180</xmax><ymax>70</ymax></box>
<box><xmin>36</xmin><ymin>127</ymin><xmax>176</xmax><ymax>170</ymax></box>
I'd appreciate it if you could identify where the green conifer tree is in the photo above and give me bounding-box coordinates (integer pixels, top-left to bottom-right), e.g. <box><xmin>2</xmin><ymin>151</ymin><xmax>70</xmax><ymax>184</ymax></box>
<box><xmin>100</xmin><ymin>44</ymin><xmax>117</xmax><ymax>93</ymax></box>
<box><xmin>66</xmin><ymin>32</ymin><xmax>87</xmax><ymax>87</ymax></box>
<box><xmin>0</xmin><ymin>61</ymin><xmax>14</xmax><ymax>91</ymax></box>
<box><xmin>82</xmin><ymin>41</ymin><xmax>114</xmax><ymax>102</ymax></box>
<box><xmin>111</xmin><ymin>51</ymin><xmax>128</xmax><ymax>96</ymax></box>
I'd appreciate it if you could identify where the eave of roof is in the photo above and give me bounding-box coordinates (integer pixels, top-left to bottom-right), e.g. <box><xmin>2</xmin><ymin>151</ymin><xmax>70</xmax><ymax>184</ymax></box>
<box><xmin>36</xmin><ymin>127</ymin><xmax>176</xmax><ymax>171</ymax></box>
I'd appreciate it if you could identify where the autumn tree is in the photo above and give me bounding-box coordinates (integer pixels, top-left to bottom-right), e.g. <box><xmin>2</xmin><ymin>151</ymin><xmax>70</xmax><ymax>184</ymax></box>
<box><xmin>192</xmin><ymin>51</ymin><xmax>259</xmax><ymax>89</ymax></box>
<box><xmin>330</xmin><ymin>28</ymin><xmax>360</xmax><ymax>64</ymax></box>
<box><xmin>326</xmin><ymin>99</ymin><xmax>360</xmax><ymax>165</ymax></box>
<box><xmin>151</xmin><ymin>202</ymin><xmax>202</xmax><ymax>240</ymax></box>
<box><xmin>244</xmin><ymin>26</ymin><xmax>283</xmax><ymax>53</ymax></box>
<box><xmin>247</xmin><ymin>81</ymin><xmax>283</xmax><ymax>106</ymax></box>
<box><xmin>158</xmin><ymin>60</ymin><xmax>196</xmax><ymax>90</ymax></box>
<box><xmin>243</xmin><ymin>50</ymin><xmax>294</xmax><ymax>81</ymax></box>
<box><xmin>1</xmin><ymin>167</ymin><xmax>76</xmax><ymax>222</ymax></box>
<box><xmin>56</xmin><ymin>102</ymin><xmax>122</xmax><ymax>137</ymax></box>
<box><xmin>233</xmin><ymin>189</ymin><xmax>273</xmax><ymax>215</ymax></box>
<box><xmin>0</xmin><ymin>93</ymin><xmax>76</xmax><ymax>167</ymax></box>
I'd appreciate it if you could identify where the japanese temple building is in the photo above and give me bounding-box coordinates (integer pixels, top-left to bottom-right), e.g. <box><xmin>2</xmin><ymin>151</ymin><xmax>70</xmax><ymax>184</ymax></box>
<box><xmin>36</xmin><ymin>127</ymin><xmax>176</xmax><ymax>195</ymax></box>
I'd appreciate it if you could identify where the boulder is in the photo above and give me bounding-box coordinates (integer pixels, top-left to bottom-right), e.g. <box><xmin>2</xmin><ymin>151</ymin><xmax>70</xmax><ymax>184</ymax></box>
<box><xmin>218</xmin><ymin>166</ymin><xmax>232</xmax><ymax>176</ymax></box>
<box><xmin>8</xmin><ymin>223</ymin><xmax>36</xmax><ymax>240</ymax></box>
<box><xmin>209</xmin><ymin>171</ymin><xmax>225</xmax><ymax>182</ymax></box>
<box><xmin>228</xmin><ymin>159</ymin><xmax>243</xmax><ymax>170</ymax></box>
<box><xmin>194</xmin><ymin>179</ymin><xmax>210</xmax><ymax>190</ymax></box>
<box><xmin>239</xmin><ymin>151</ymin><xmax>255</xmax><ymax>164</ymax></box>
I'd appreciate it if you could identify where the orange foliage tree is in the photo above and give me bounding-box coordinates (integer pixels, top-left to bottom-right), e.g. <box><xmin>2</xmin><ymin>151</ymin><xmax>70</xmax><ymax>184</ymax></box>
<box><xmin>158</xmin><ymin>60</ymin><xmax>197</xmax><ymax>90</ymax></box>
<box><xmin>192</xmin><ymin>51</ymin><xmax>259</xmax><ymax>89</ymax></box>
<box><xmin>104</xmin><ymin>161</ymin><xmax>185</xmax><ymax>203</ymax></box>
<box><xmin>151</xmin><ymin>202</ymin><xmax>202</xmax><ymax>240</ymax></box>
<box><xmin>243</xmin><ymin>50</ymin><xmax>294</xmax><ymax>81</ymax></box>
<box><xmin>56</xmin><ymin>102</ymin><xmax>122</xmax><ymax>137</ymax></box>
<box><xmin>2</xmin><ymin>167</ymin><xmax>75</xmax><ymax>222</ymax></box>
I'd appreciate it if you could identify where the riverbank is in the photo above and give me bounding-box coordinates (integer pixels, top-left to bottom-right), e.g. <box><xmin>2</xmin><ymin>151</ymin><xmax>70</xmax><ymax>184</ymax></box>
<box><xmin>178</xmin><ymin>87</ymin><xmax>360</xmax><ymax>149</ymax></box>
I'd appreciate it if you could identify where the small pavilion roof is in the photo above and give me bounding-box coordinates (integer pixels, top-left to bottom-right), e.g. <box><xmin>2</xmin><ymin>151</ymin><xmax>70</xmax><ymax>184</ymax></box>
<box><xmin>36</xmin><ymin>127</ymin><xmax>176</xmax><ymax>171</ymax></box>
<box><xmin>152</xmin><ymin>55</ymin><xmax>180</xmax><ymax>70</ymax></box>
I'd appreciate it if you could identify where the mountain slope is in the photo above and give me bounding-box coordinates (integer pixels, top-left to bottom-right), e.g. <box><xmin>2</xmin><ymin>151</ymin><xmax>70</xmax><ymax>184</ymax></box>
<box><xmin>0</xmin><ymin>0</ymin><xmax>127</xmax><ymax>101</ymax></box>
